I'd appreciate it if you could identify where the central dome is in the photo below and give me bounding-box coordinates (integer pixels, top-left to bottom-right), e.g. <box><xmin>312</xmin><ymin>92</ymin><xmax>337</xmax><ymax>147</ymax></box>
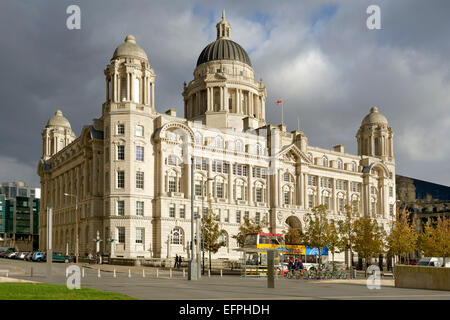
<box><xmin>196</xmin><ymin>38</ymin><xmax>252</xmax><ymax>67</ymax></box>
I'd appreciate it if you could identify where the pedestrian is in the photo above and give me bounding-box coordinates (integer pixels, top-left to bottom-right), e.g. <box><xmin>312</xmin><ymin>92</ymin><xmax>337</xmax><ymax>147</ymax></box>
<box><xmin>174</xmin><ymin>255</ymin><xmax>179</xmax><ymax>268</ymax></box>
<box><xmin>288</xmin><ymin>257</ymin><xmax>294</xmax><ymax>273</ymax></box>
<box><xmin>88</xmin><ymin>252</ymin><xmax>93</xmax><ymax>264</ymax></box>
<box><xmin>298</xmin><ymin>259</ymin><xmax>304</xmax><ymax>270</ymax></box>
<box><xmin>178</xmin><ymin>256</ymin><xmax>183</xmax><ymax>268</ymax></box>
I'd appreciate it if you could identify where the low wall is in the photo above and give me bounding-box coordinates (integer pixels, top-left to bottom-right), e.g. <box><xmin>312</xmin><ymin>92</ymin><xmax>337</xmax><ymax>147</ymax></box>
<box><xmin>394</xmin><ymin>265</ymin><xmax>450</xmax><ymax>291</ymax></box>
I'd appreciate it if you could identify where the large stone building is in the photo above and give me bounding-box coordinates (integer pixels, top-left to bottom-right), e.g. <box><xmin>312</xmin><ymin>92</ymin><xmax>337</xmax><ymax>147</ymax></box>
<box><xmin>37</xmin><ymin>12</ymin><xmax>396</xmax><ymax>262</ymax></box>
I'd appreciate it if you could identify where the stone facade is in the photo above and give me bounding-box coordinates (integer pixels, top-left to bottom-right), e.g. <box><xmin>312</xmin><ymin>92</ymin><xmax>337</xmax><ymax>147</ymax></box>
<box><xmin>37</xmin><ymin>13</ymin><xmax>396</xmax><ymax>262</ymax></box>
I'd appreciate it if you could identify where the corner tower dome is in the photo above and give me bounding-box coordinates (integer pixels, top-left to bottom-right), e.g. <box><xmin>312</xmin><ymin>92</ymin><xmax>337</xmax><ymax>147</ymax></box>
<box><xmin>196</xmin><ymin>10</ymin><xmax>252</xmax><ymax>67</ymax></box>
<box><xmin>46</xmin><ymin>110</ymin><xmax>72</xmax><ymax>129</ymax></box>
<box><xmin>361</xmin><ymin>106</ymin><xmax>388</xmax><ymax>126</ymax></box>
<box><xmin>112</xmin><ymin>35</ymin><xmax>148</xmax><ymax>61</ymax></box>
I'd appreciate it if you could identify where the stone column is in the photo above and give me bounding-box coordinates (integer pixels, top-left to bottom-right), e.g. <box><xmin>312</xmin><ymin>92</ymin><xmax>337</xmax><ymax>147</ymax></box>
<box><xmin>224</xmin><ymin>87</ymin><xmax>228</xmax><ymax>111</ymax></box>
<box><xmin>160</xmin><ymin>149</ymin><xmax>165</xmax><ymax>195</ymax></box>
<box><xmin>220</xmin><ymin>87</ymin><xmax>224</xmax><ymax>111</ymax></box>
<box><xmin>248</xmin><ymin>165</ymin><xmax>253</xmax><ymax>204</ymax></box>
<box><xmin>295</xmin><ymin>167</ymin><xmax>302</xmax><ymax>206</ymax></box>
<box><xmin>151</xmin><ymin>82</ymin><xmax>155</xmax><ymax>110</ymax></box>
<box><xmin>185</xmin><ymin>161</ymin><xmax>191</xmax><ymax>199</ymax></box>
<box><xmin>228</xmin><ymin>162</ymin><xmax>232</xmax><ymax>204</ymax></box>
<box><xmin>249</xmin><ymin>92</ymin><xmax>253</xmax><ymax>117</ymax></box>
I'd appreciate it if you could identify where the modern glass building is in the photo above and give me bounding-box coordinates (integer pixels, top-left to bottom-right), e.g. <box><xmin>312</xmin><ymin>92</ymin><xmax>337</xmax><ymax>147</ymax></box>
<box><xmin>0</xmin><ymin>182</ymin><xmax>40</xmax><ymax>250</ymax></box>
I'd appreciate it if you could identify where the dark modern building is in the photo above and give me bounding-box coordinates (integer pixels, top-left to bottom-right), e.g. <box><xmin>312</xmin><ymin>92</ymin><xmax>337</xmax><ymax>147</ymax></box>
<box><xmin>0</xmin><ymin>182</ymin><xmax>40</xmax><ymax>250</ymax></box>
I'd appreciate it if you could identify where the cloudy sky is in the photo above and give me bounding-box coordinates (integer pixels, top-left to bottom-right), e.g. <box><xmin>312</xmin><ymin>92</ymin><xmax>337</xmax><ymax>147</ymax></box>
<box><xmin>0</xmin><ymin>0</ymin><xmax>449</xmax><ymax>188</ymax></box>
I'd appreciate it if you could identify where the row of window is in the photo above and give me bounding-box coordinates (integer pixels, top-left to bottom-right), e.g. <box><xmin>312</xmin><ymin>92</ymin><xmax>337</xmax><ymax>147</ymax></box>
<box><xmin>194</xmin><ymin>132</ymin><xmax>264</xmax><ymax>155</ymax></box>
<box><xmin>113</xmin><ymin>171</ymin><xmax>144</xmax><ymax>189</ymax></box>
<box><xmin>112</xmin><ymin>200</ymin><xmax>145</xmax><ymax>216</ymax></box>
<box><xmin>167</xmin><ymin>206</ymin><xmax>267</xmax><ymax>225</ymax></box>
<box><xmin>116</xmin><ymin>227</ymin><xmax>145</xmax><ymax>244</ymax></box>
<box><xmin>111</xmin><ymin>145</ymin><xmax>144</xmax><ymax>162</ymax></box>
<box><xmin>107</xmin><ymin>124</ymin><xmax>144</xmax><ymax>137</ymax></box>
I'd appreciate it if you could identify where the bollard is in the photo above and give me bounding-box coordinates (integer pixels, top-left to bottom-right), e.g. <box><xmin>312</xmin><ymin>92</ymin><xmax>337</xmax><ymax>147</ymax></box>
<box><xmin>113</xmin><ymin>269</ymin><xmax>116</xmax><ymax>278</ymax></box>
<box><xmin>82</xmin><ymin>268</ymin><xmax>85</xmax><ymax>278</ymax></box>
<box><xmin>170</xmin><ymin>268</ymin><xmax>172</xmax><ymax>278</ymax></box>
<box><xmin>208</xmin><ymin>269</ymin><xmax>211</xmax><ymax>278</ymax></box>
<box><xmin>183</xmin><ymin>268</ymin><xmax>185</xmax><ymax>278</ymax></box>
<box><xmin>143</xmin><ymin>269</ymin><xmax>145</xmax><ymax>278</ymax></box>
<box><xmin>220</xmin><ymin>269</ymin><xmax>223</xmax><ymax>277</ymax></box>
<box><xmin>98</xmin><ymin>268</ymin><xmax>101</xmax><ymax>278</ymax></box>
<box><xmin>156</xmin><ymin>268</ymin><xmax>159</xmax><ymax>278</ymax></box>
<box><xmin>128</xmin><ymin>269</ymin><xmax>131</xmax><ymax>278</ymax></box>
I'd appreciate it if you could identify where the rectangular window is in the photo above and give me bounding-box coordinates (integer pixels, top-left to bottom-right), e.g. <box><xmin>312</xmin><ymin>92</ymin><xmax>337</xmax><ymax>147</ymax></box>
<box><xmin>117</xmin><ymin>227</ymin><xmax>125</xmax><ymax>243</ymax></box>
<box><xmin>136</xmin><ymin>146</ymin><xmax>144</xmax><ymax>161</ymax></box>
<box><xmin>243</xmin><ymin>165</ymin><xmax>247</xmax><ymax>177</ymax></box>
<box><xmin>136</xmin><ymin>125</ymin><xmax>144</xmax><ymax>137</ymax></box>
<box><xmin>308</xmin><ymin>194</ymin><xmax>314</xmax><ymax>208</ymax></box>
<box><xmin>195</xmin><ymin>181</ymin><xmax>203</xmax><ymax>196</ymax></box>
<box><xmin>117</xmin><ymin>171</ymin><xmax>125</xmax><ymax>188</ymax></box>
<box><xmin>389</xmin><ymin>187</ymin><xmax>393</xmax><ymax>197</ymax></box>
<box><xmin>136</xmin><ymin>228</ymin><xmax>143</xmax><ymax>244</ymax></box>
<box><xmin>390</xmin><ymin>204</ymin><xmax>394</xmax><ymax>215</ymax></box>
<box><xmin>136</xmin><ymin>201</ymin><xmax>144</xmax><ymax>216</ymax></box>
<box><xmin>256</xmin><ymin>188</ymin><xmax>263</xmax><ymax>202</ymax></box>
<box><xmin>284</xmin><ymin>191</ymin><xmax>290</xmax><ymax>205</ymax></box>
<box><xmin>255</xmin><ymin>212</ymin><xmax>260</xmax><ymax>224</ymax></box>
<box><xmin>179</xmin><ymin>205</ymin><xmax>185</xmax><ymax>219</ymax></box>
<box><xmin>236</xmin><ymin>210</ymin><xmax>241</xmax><ymax>223</ymax></box>
<box><xmin>224</xmin><ymin>209</ymin><xmax>229</xmax><ymax>223</ymax></box>
<box><xmin>117</xmin><ymin>201</ymin><xmax>125</xmax><ymax>216</ymax></box>
<box><xmin>338</xmin><ymin>198</ymin><xmax>344</xmax><ymax>212</ymax></box>
<box><xmin>244</xmin><ymin>211</ymin><xmax>249</xmax><ymax>220</ymax></box>
<box><xmin>136</xmin><ymin>171</ymin><xmax>144</xmax><ymax>189</ymax></box>
<box><xmin>169</xmin><ymin>204</ymin><xmax>175</xmax><ymax>218</ymax></box>
<box><xmin>117</xmin><ymin>145</ymin><xmax>125</xmax><ymax>160</ymax></box>
<box><xmin>202</xmin><ymin>159</ymin><xmax>207</xmax><ymax>171</ymax></box>
<box><xmin>168</xmin><ymin>177</ymin><xmax>176</xmax><ymax>193</ymax></box>
<box><xmin>236</xmin><ymin>185</ymin><xmax>243</xmax><ymax>200</ymax></box>
<box><xmin>117</xmin><ymin>124</ymin><xmax>125</xmax><ymax>135</ymax></box>
<box><xmin>324</xmin><ymin>196</ymin><xmax>330</xmax><ymax>209</ymax></box>
<box><xmin>216</xmin><ymin>182</ymin><xmax>224</xmax><ymax>198</ymax></box>
<box><xmin>215</xmin><ymin>209</ymin><xmax>220</xmax><ymax>222</ymax></box>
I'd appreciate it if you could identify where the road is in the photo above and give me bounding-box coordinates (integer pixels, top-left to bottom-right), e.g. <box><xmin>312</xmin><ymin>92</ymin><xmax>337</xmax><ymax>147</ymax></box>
<box><xmin>1</xmin><ymin>259</ymin><xmax>449</xmax><ymax>300</ymax></box>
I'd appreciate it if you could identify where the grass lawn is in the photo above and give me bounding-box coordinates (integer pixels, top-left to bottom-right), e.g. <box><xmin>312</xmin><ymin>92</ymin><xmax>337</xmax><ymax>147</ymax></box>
<box><xmin>0</xmin><ymin>283</ymin><xmax>137</xmax><ymax>300</ymax></box>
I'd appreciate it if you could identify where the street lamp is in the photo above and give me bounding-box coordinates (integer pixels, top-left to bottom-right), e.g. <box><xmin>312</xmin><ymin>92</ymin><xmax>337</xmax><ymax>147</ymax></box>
<box><xmin>64</xmin><ymin>193</ymin><xmax>79</xmax><ymax>263</ymax></box>
<box><xmin>202</xmin><ymin>177</ymin><xmax>214</xmax><ymax>275</ymax></box>
<box><xmin>188</xmin><ymin>157</ymin><xmax>198</xmax><ymax>280</ymax></box>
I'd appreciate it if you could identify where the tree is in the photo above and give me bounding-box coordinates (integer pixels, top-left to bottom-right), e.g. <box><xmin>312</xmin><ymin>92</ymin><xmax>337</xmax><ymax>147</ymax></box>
<box><xmin>202</xmin><ymin>206</ymin><xmax>224</xmax><ymax>272</ymax></box>
<box><xmin>232</xmin><ymin>216</ymin><xmax>266</xmax><ymax>248</ymax></box>
<box><xmin>386</xmin><ymin>207</ymin><xmax>418</xmax><ymax>265</ymax></box>
<box><xmin>417</xmin><ymin>216</ymin><xmax>450</xmax><ymax>266</ymax></box>
<box><xmin>337</xmin><ymin>204</ymin><xmax>358</xmax><ymax>270</ymax></box>
<box><xmin>353</xmin><ymin>215</ymin><xmax>385</xmax><ymax>273</ymax></box>
<box><xmin>303</xmin><ymin>205</ymin><xmax>329</xmax><ymax>268</ymax></box>
<box><xmin>325</xmin><ymin>219</ymin><xmax>340</xmax><ymax>271</ymax></box>
<box><xmin>283</xmin><ymin>226</ymin><xmax>303</xmax><ymax>245</ymax></box>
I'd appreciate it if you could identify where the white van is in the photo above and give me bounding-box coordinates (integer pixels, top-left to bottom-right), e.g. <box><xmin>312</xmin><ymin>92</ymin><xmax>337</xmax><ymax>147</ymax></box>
<box><xmin>418</xmin><ymin>257</ymin><xmax>450</xmax><ymax>267</ymax></box>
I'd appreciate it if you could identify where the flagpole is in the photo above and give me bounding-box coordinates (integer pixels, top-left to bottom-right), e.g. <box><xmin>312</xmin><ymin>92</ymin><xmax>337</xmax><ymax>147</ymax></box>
<box><xmin>282</xmin><ymin>102</ymin><xmax>284</xmax><ymax>125</ymax></box>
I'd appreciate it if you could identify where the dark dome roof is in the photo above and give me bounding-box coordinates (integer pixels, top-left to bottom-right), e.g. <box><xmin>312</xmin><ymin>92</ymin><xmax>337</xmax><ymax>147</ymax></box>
<box><xmin>196</xmin><ymin>39</ymin><xmax>252</xmax><ymax>67</ymax></box>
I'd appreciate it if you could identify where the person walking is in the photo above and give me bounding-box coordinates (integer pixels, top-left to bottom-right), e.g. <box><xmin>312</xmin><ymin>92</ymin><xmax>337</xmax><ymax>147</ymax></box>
<box><xmin>178</xmin><ymin>256</ymin><xmax>183</xmax><ymax>268</ymax></box>
<box><xmin>174</xmin><ymin>255</ymin><xmax>179</xmax><ymax>268</ymax></box>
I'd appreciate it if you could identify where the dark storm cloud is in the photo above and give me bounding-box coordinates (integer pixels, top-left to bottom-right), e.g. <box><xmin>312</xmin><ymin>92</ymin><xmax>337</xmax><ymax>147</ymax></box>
<box><xmin>0</xmin><ymin>0</ymin><xmax>449</xmax><ymax>187</ymax></box>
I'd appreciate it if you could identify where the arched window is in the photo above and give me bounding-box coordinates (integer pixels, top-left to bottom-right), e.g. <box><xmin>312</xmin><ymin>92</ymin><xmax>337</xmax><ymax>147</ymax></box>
<box><xmin>284</xmin><ymin>172</ymin><xmax>290</xmax><ymax>182</ymax></box>
<box><xmin>218</xmin><ymin>231</ymin><xmax>228</xmax><ymax>247</ymax></box>
<box><xmin>322</xmin><ymin>156</ymin><xmax>328</xmax><ymax>167</ymax></box>
<box><xmin>215</xmin><ymin>136</ymin><xmax>223</xmax><ymax>149</ymax></box>
<box><xmin>235</xmin><ymin>139</ymin><xmax>243</xmax><ymax>152</ymax></box>
<box><xmin>170</xmin><ymin>227</ymin><xmax>184</xmax><ymax>245</ymax></box>
<box><xmin>194</xmin><ymin>132</ymin><xmax>202</xmax><ymax>145</ymax></box>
